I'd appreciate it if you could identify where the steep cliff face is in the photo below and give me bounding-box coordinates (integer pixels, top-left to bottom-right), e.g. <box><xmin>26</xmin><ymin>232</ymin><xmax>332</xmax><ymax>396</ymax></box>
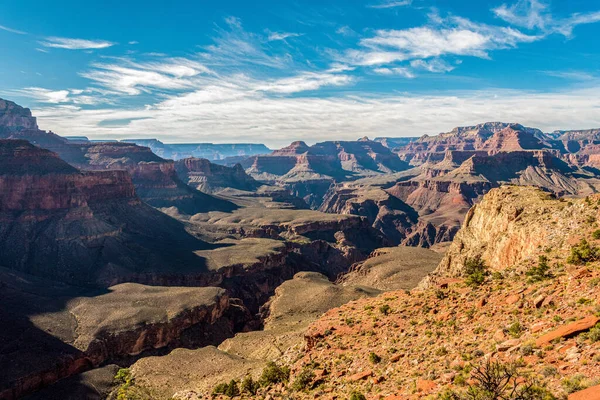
<box><xmin>420</xmin><ymin>185</ymin><xmax>591</xmax><ymax>287</ymax></box>
<box><xmin>0</xmin><ymin>99</ymin><xmax>38</xmax><ymax>132</ymax></box>
<box><xmin>245</xmin><ymin>139</ymin><xmax>409</xmax><ymax>185</ymax></box>
<box><xmin>65</xmin><ymin>142</ymin><xmax>238</xmax><ymax>214</ymax></box>
<box><xmin>555</xmin><ymin>128</ymin><xmax>600</xmax><ymax>168</ymax></box>
<box><xmin>0</xmin><ymin>140</ymin><xmax>221</xmax><ymax>286</ymax></box>
<box><xmin>175</xmin><ymin>157</ymin><xmax>259</xmax><ymax>193</ymax></box>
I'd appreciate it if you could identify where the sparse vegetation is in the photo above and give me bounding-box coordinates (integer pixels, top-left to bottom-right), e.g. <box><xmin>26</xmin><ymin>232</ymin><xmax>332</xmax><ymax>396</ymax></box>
<box><xmin>212</xmin><ymin>380</ymin><xmax>240</xmax><ymax>397</ymax></box>
<box><xmin>587</xmin><ymin>323</ymin><xmax>600</xmax><ymax>342</ymax></box>
<box><xmin>113</xmin><ymin>368</ymin><xmax>155</xmax><ymax>400</ymax></box>
<box><xmin>259</xmin><ymin>361</ymin><xmax>290</xmax><ymax>387</ymax></box>
<box><xmin>291</xmin><ymin>367</ymin><xmax>315</xmax><ymax>391</ymax></box>
<box><xmin>464</xmin><ymin>256</ymin><xmax>489</xmax><ymax>287</ymax></box>
<box><xmin>349</xmin><ymin>391</ymin><xmax>367</xmax><ymax>400</ymax></box>
<box><xmin>448</xmin><ymin>360</ymin><xmax>556</xmax><ymax>400</ymax></box>
<box><xmin>526</xmin><ymin>255</ymin><xmax>553</xmax><ymax>282</ymax></box>
<box><xmin>240</xmin><ymin>375</ymin><xmax>259</xmax><ymax>395</ymax></box>
<box><xmin>507</xmin><ymin>321</ymin><xmax>523</xmax><ymax>338</ymax></box>
<box><xmin>567</xmin><ymin>238</ymin><xmax>599</xmax><ymax>265</ymax></box>
<box><xmin>379</xmin><ymin>304</ymin><xmax>391</xmax><ymax>315</ymax></box>
<box><xmin>368</xmin><ymin>352</ymin><xmax>381</xmax><ymax>364</ymax></box>
<box><xmin>562</xmin><ymin>374</ymin><xmax>590</xmax><ymax>394</ymax></box>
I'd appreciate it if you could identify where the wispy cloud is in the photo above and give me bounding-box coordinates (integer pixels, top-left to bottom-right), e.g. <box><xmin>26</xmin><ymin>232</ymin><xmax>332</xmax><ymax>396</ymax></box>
<box><xmin>543</xmin><ymin>70</ymin><xmax>598</xmax><ymax>81</ymax></box>
<box><xmin>199</xmin><ymin>17</ymin><xmax>292</xmax><ymax>69</ymax></box>
<box><xmin>493</xmin><ymin>0</ymin><xmax>600</xmax><ymax>37</ymax></box>
<box><xmin>267</xmin><ymin>31</ymin><xmax>302</xmax><ymax>41</ymax></box>
<box><xmin>340</xmin><ymin>21</ymin><xmax>539</xmax><ymax>67</ymax></box>
<box><xmin>7</xmin><ymin>87</ymin><xmax>105</xmax><ymax>105</ymax></box>
<box><xmin>81</xmin><ymin>58</ymin><xmax>211</xmax><ymax>95</ymax></box>
<box><xmin>410</xmin><ymin>58</ymin><xmax>455</xmax><ymax>73</ymax></box>
<box><xmin>39</xmin><ymin>37</ymin><xmax>115</xmax><ymax>50</ymax></box>
<box><xmin>368</xmin><ymin>0</ymin><xmax>412</xmax><ymax>9</ymax></box>
<box><xmin>0</xmin><ymin>24</ymin><xmax>26</xmax><ymax>35</ymax></box>
<box><xmin>336</xmin><ymin>26</ymin><xmax>357</xmax><ymax>37</ymax></box>
<box><xmin>373</xmin><ymin>67</ymin><xmax>415</xmax><ymax>78</ymax></box>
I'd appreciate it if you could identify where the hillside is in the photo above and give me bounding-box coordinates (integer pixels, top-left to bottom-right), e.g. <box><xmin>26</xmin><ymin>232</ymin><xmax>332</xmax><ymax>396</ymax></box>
<box><xmin>241</xmin><ymin>186</ymin><xmax>600</xmax><ymax>399</ymax></box>
<box><xmin>114</xmin><ymin>186</ymin><xmax>600</xmax><ymax>400</ymax></box>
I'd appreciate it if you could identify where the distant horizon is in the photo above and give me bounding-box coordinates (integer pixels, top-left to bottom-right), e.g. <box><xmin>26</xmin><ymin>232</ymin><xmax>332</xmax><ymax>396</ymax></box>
<box><xmin>1</xmin><ymin>0</ymin><xmax>599</xmax><ymax>147</ymax></box>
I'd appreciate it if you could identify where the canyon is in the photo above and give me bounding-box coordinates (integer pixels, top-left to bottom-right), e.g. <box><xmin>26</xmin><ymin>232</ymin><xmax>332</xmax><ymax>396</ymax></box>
<box><xmin>2</xmin><ymin>97</ymin><xmax>600</xmax><ymax>399</ymax></box>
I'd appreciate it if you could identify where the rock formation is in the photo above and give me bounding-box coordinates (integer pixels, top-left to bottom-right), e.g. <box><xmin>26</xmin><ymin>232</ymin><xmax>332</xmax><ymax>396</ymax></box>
<box><xmin>175</xmin><ymin>157</ymin><xmax>259</xmax><ymax>193</ymax></box>
<box><xmin>121</xmin><ymin>139</ymin><xmax>270</xmax><ymax>161</ymax></box>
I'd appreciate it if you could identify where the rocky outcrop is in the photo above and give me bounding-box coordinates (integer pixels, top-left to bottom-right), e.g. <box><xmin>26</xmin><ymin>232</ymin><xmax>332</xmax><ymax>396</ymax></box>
<box><xmin>0</xmin><ymin>99</ymin><xmax>38</xmax><ymax>132</ymax></box>
<box><xmin>320</xmin><ymin>185</ymin><xmax>418</xmax><ymax>245</ymax></box>
<box><xmin>242</xmin><ymin>139</ymin><xmax>410</xmax><ymax>205</ymax></box>
<box><xmin>175</xmin><ymin>157</ymin><xmax>259</xmax><ymax>193</ymax></box>
<box><xmin>420</xmin><ymin>185</ymin><xmax>591</xmax><ymax>287</ymax></box>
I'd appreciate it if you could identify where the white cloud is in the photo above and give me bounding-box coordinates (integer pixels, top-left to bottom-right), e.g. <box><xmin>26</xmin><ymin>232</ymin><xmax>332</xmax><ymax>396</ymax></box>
<box><xmin>369</xmin><ymin>0</ymin><xmax>412</xmax><ymax>9</ymax></box>
<box><xmin>128</xmin><ymin>41</ymin><xmax>139</xmax><ymax>45</ymax></box>
<box><xmin>267</xmin><ymin>31</ymin><xmax>302</xmax><ymax>41</ymax></box>
<box><xmin>493</xmin><ymin>0</ymin><xmax>549</xmax><ymax>30</ymax></box>
<box><xmin>80</xmin><ymin>58</ymin><xmax>212</xmax><ymax>95</ymax></box>
<box><xmin>39</xmin><ymin>37</ymin><xmax>115</xmax><ymax>50</ymax></box>
<box><xmin>254</xmin><ymin>72</ymin><xmax>354</xmax><ymax>93</ymax></box>
<box><xmin>339</xmin><ymin>16</ymin><xmax>540</xmax><ymax>68</ymax></box>
<box><xmin>200</xmin><ymin>18</ymin><xmax>292</xmax><ymax>69</ymax></box>
<box><xmin>410</xmin><ymin>58</ymin><xmax>455</xmax><ymax>73</ymax></box>
<box><xmin>30</xmin><ymin>86</ymin><xmax>600</xmax><ymax>148</ymax></box>
<box><xmin>373</xmin><ymin>67</ymin><xmax>415</xmax><ymax>78</ymax></box>
<box><xmin>0</xmin><ymin>24</ymin><xmax>26</xmax><ymax>35</ymax></box>
<box><xmin>6</xmin><ymin>87</ymin><xmax>105</xmax><ymax>105</ymax></box>
<box><xmin>336</xmin><ymin>26</ymin><xmax>357</xmax><ymax>36</ymax></box>
<box><xmin>493</xmin><ymin>0</ymin><xmax>600</xmax><ymax>37</ymax></box>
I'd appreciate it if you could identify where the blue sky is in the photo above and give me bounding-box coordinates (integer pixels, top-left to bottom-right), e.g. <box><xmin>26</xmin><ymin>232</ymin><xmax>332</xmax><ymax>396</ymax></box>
<box><xmin>1</xmin><ymin>0</ymin><xmax>599</xmax><ymax>147</ymax></box>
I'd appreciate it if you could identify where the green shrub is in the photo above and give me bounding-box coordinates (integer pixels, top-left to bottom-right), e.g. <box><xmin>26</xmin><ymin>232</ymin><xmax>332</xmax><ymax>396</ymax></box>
<box><xmin>240</xmin><ymin>375</ymin><xmax>259</xmax><ymax>395</ymax></box>
<box><xmin>593</xmin><ymin>229</ymin><xmax>600</xmax><ymax>239</ymax></box>
<box><xmin>212</xmin><ymin>380</ymin><xmax>240</xmax><ymax>397</ymax></box>
<box><xmin>368</xmin><ymin>352</ymin><xmax>381</xmax><ymax>364</ymax></box>
<box><xmin>379</xmin><ymin>304</ymin><xmax>391</xmax><ymax>315</ymax></box>
<box><xmin>435</xmin><ymin>347</ymin><xmax>449</xmax><ymax>356</ymax></box>
<box><xmin>567</xmin><ymin>239</ymin><xmax>599</xmax><ymax>265</ymax></box>
<box><xmin>526</xmin><ymin>255</ymin><xmax>553</xmax><ymax>282</ymax></box>
<box><xmin>259</xmin><ymin>361</ymin><xmax>290</xmax><ymax>387</ymax></box>
<box><xmin>562</xmin><ymin>374</ymin><xmax>589</xmax><ymax>394</ymax></box>
<box><xmin>588</xmin><ymin>324</ymin><xmax>600</xmax><ymax>342</ymax></box>
<box><xmin>291</xmin><ymin>367</ymin><xmax>315</xmax><ymax>391</ymax></box>
<box><xmin>463</xmin><ymin>256</ymin><xmax>488</xmax><ymax>287</ymax></box>
<box><xmin>349</xmin><ymin>391</ymin><xmax>367</xmax><ymax>400</ymax></box>
<box><xmin>508</xmin><ymin>321</ymin><xmax>523</xmax><ymax>338</ymax></box>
